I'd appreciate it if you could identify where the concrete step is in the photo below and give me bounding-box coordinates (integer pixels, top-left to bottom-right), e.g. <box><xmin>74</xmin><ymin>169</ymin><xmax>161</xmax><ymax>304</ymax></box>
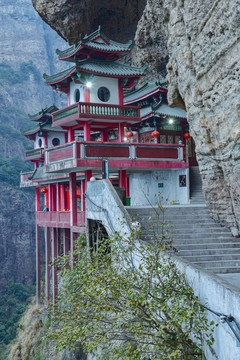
<box><xmin>180</xmin><ymin>254</ymin><xmax>240</xmax><ymax>262</ymax></box>
<box><xmin>177</xmin><ymin>248</ymin><xmax>240</xmax><ymax>256</ymax></box>
<box><xmin>193</xmin><ymin>260</ymin><xmax>240</xmax><ymax>269</ymax></box>
<box><xmin>174</xmin><ymin>242</ymin><xmax>240</xmax><ymax>250</ymax></box>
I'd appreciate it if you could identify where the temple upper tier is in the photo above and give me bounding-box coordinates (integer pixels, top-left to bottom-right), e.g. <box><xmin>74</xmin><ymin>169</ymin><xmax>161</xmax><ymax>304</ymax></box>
<box><xmin>56</xmin><ymin>26</ymin><xmax>133</xmax><ymax>62</ymax></box>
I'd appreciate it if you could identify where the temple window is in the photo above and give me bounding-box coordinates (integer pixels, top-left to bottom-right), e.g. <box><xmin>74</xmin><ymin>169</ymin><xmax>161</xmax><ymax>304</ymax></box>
<box><xmin>74</xmin><ymin>88</ymin><xmax>80</xmax><ymax>103</ymax></box>
<box><xmin>52</xmin><ymin>138</ymin><xmax>60</xmax><ymax>146</ymax></box>
<box><xmin>97</xmin><ymin>87</ymin><xmax>110</xmax><ymax>102</ymax></box>
<box><xmin>38</xmin><ymin>138</ymin><xmax>42</xmax><ymax>147</ymax></box>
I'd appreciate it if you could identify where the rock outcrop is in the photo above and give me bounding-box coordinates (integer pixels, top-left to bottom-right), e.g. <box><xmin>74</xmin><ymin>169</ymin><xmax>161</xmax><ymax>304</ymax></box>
<box><xmin>32</xmin><ymin>0</ymin><xmax>146</xmax><ymax>44</ymax></box>
<box><xmin>30</xmin><ymin>0</ymin><xmax>240</xmax><ymax>236</ymax></box>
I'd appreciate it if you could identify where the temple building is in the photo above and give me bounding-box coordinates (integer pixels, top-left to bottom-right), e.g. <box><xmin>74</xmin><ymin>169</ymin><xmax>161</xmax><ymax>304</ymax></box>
<box><xmin>20</xmin><ymin>28</ymin><xmax>193</xmax><ymax>303</ymax></box>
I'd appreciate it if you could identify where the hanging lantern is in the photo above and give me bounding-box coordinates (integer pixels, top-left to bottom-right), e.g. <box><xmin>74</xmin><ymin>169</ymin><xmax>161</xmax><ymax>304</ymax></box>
<box><xmin>41</xmin><ymin>187</ymin><xmax>48</xmax><ymax>194</ymax></box>
<box><xmin>152</xmin><ymin>130</ymin><xmax>160</xmax><ymax>138</ymax></box>
<box><xmin>184</xmin><ymin>133</ymin><xmax>191</xmax><ymax>139</ymax></box>
<box><xmin>97</xmin><ymin>138</ymin><xmax>102</xmax><ymax>142</ymax></box>
<box><xmin>126</xmin><ymin>131</ymin><xmax>134</xmax><ymax>138</ymax></box>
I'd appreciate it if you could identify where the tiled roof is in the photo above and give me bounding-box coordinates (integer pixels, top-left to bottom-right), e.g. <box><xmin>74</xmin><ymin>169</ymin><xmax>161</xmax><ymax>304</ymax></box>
<box><xmin>43</xmin><ymin>61</ymin><xmax>147</xmax><ymax>84</ymax></box>
<box><xmin>56</xmin><ymin>27</ymin><xmax>132</xmax><ymax>59</ymax></box>
<box><xmin>124</xmin><ymin>81</ymin><xmax>168</xmax><ymax>103</ymax></box>
<box><xmin>28</xmin><ymin>105</ymin><xmax>58</xmax><ymax>121</ymax></box>
<box><xmin>140</xmin><ymin>103</ymin><xmax>187</xmax><ymax>119</ymax></box>
<box><xmin>22</xmin><ymin>121</ymin><xmax>66</xmax><ymax>136</ymax></box>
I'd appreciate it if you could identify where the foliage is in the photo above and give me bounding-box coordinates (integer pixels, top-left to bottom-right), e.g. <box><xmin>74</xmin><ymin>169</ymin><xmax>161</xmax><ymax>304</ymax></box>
<box><xmin>0</xmin><ymin>282</ymin><xmax>34</xmax><ymax>348</ymax></box>
<box><xmin>0</xmin><ymin>154</ymin><xmax>33</xmax><ymax>187</ymax></box>
<box><xmin>49</xmin><ymin>217</ymin><xmax>215</xmax><ymax>360</ymax></box>
<box><xmin>0</xmin><ymin>62</ymin><xmax>42</xmax><ymax>85</ymax></box>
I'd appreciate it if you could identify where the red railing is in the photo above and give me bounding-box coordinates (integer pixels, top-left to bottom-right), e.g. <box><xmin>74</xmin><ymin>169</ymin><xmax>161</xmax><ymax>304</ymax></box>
<box><xmin>52</xmin><ymin>102</ymin><xmax>141</xmax><ymax>126</ymax></box>
<box><xmin>25</xmin><ymin>148</ymin><xmax>44</xmax><ymax>161</ymax></box>
<box><xmin>36</xmin><ymin>211</ymin><xmax>86</xmax><ymax>228</ymax></box>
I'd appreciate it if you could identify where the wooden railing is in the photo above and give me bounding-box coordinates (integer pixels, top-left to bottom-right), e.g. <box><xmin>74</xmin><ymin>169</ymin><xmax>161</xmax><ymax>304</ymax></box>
<box><xmin>45</xmin><ymin>141</ymin><xmax>185</xmax><ymax>170</ymax></box>
<box><xmin>36</xmin><ymin>211</ymin><xmax>86</xmax><ymax>228</ymax></box>
<box><xmin>52</xmin><ymin>102</ymin><xmax>140</xmax><ymax>124</ymax></box>
<box><xmin>25</xmin><ymin>148</ymin><xmax>44</xmax><ymax>160</ymax></box>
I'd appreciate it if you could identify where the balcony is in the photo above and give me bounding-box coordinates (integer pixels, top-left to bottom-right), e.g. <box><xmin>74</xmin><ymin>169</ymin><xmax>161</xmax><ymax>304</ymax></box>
<box><xmin>52</xmin><ymin>102</ymin><xmax>141</xmax><ymax>127</ymax></box>
<box><xmin>36</xmin><ymin>211</ymin><xmax>86</xmax><ymax>228</ymax></box>
<box><xmin>25</xmin><ymin>148</ymin><xmax>44</xmax><ymax>161</ymax></box>
<box><xmin>20</xmin><ymin>171</ymin><xmax>38</xmax><ymax>188</ymax></box>
<box><xmin>45</xmin><ymin>141</ymin><xmax>187</xmax><ymax>173</ymax></box>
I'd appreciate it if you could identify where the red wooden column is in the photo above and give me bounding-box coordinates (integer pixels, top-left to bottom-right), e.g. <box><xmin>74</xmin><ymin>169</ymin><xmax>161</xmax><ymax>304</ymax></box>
<box><xmin>68</xmin><ymin>129</ymin><xmax>75</xmax><ymax>142</ymax></box>
<box><xmin>81</xmin><ymin>170</ymin><xmax>92</xmax><ymax>211</ymax></box>
<box><xmin>69</xmin><ymin>172</ymin><xmax>77</xmax><ymax>227</ymax></box>
<box><xmin>56</xmin><ymin>183</ymin><xmax>61</xmax><ymax>211</ymax></box>
<box><xmin>51</xmin><ymin>228</ymin><xmax>58</xmax><ymax>304</ymax></box>
<box><xmin>45</xmin><ymin>227</ymin><xmax>50</xmax><ymax>302</ymax></box>
<box><xmin>36</xmin><ymin>187</ymin><xmax>40</xmax><ymax>212</ymax></box>
<box><xmin>119</xmin><ymin>170</ymin><xmax>127</xmax><ymax>190</ymax></box>
<box><xmin>118</xmin><ymin>123</ymin><xmax>125</xmax><ymax>142</ymax></box>
<box><xmin>36</xmin><ymin>224</ymin><xmax>41</xmax><ymax>304</ymax></box>
<box><xmin>63</xmin><ymin>228</ymin><xmax>70</xmax><ymax>256</ymax></box>
<box><xmin>101</xmin><ymin>130</ymin><xmax>108</xmax><ymax>142</ymax></box>
<box><xmin>84</xmin><ymin>123</ymin><xmax>91</xmax><ymax>141</ymax></box>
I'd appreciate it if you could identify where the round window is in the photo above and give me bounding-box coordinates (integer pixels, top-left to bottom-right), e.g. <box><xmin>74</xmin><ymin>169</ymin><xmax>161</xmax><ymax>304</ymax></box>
<box><xmin>52</xmin><ymin>138</ymin><xmax>60</xmax><ymax>146</ymax></box>
<box><xmin>97</xmin><ymin>87</ymin><xmax>110</xmax><ymax>102</ymax></box>
<box><xmin>38</xmin><ymin>138</ymin><xmax>42</xmax><ymax>147</ymax></box>
<box><xmin>74</xmin><ymin>88</ymin><xmax>80</xmax><ymax>102</ymax></box>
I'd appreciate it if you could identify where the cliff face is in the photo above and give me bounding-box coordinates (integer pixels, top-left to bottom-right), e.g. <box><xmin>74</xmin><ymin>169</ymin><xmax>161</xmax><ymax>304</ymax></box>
<box><xmin>32</xmin><ymin>0</ymin><xmax>146</xmax><ymax>44</ymax></box>
<box><xmin>162</xmin><ymin>0</ymin><xmax>240</xmax><ymax>236</ymax></box>
<box><xmin>32</xmin><ymin>0</ymin><xmax>240</xmax><ymax>236</ymax></box>
<box><xmin>0</xmin><ymin>0</ymin><xmax>66</xmax><ymax>291</ymax></box>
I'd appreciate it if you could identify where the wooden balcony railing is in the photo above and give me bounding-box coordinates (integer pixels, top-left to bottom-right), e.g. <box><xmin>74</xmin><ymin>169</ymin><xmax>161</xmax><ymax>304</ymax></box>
<box><xmin>25</xmin><ymin>148</ymin><xmax>44</xmax><ymax>161</ymax></box>
<box><xmin>52</xmin><ymin>102</ymin><xmax>141</xmax><ymax>126</ymax></box>
<box><xmin>36</xmin><ymin>211</ymin><xmax>86</xmax><ymax>228</ymax></box>
<box><xmin>45</xmin><ymin>141</ymin><xmax>186</xmax><ymax>172</ymax></box>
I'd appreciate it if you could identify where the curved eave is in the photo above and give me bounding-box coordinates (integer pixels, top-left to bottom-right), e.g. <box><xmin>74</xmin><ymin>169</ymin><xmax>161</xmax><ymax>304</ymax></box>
<box><xmin>44</xmin><ymin>65</ymin><xmax>146</xmax><ymax>86</ymax></box>
<box><xmin>141</xmin><ymin>112</ymin><xmax>187</xmax><ymax>122</ymax></box>
<box><xmin>124</xmin><ymin>87</ymin><xmax>168</xmax><ymax>105</ymax></box>
<box><xmin>58</xmin><ymin>44</ymin><xmax>131</xmax><ymax>61</ymax></box>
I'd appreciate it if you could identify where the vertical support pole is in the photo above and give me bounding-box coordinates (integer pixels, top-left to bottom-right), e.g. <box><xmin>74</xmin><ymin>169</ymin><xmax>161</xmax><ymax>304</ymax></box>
<box><xmin>69</xmin><ymin>173</ymin><xmax>77</xmax><ymax>227</ymax></box>
<box><xmin>118</xmin><ymin>123</ymin><xmax>125</xmax><ymax>143</ymax></box>
<box><xmin>44</xmin><ymin>137</ymin><xmax>48</xmax><ymax>147</ymax></box>
<box><xmin>57</xmin><ymin>228</ymin><xmax>61</xmax><ymax>257</ymax></box>
<box><xmin>84</xmin><ymin>123</ymin><xmax>91</xmax><ymax>141</ymax></box>
<box><xmin>81</xmin><ymin>179</ymin><xmax>86</xmax><ymax>211</ymax></box>
<box><xmin>63</xmin><ymin>228</ymin><xmax>70</xmax><ymax>256</ymax></box>
<box><xmin>101</xmin><ymin>130</ymin><xmax>108</xmax><ymax>142</ymax></box>
<box><xmin>45</xmin><ymin>185</ymin><xmax>50</xmax><ymax>209</ymax></box>
<box><xmin>51</xmin><ymin>228</ymin><xmax>58</xmax><ymax>304</ymax></box>
<box><xmin>36</xmin><ymin>187</ymin><xmax>40</xmax><ymax>212</ymax></box>
<box><xmin>35</xmin><ymin>162</ymin><xmax>39</xmax><ymax>169</ymax></box>
<box><xmin>119</xmin><ymin>170</ymin><xmax>127</xmax><ymax>198</ymax></box>
<box><xmin>57</xmin><ymin>183</ymin><xmax>61</xmax><ymax>211</ymax></box>
<box><xmin>70</xmin><ymin>231</ymin><xmax>78</xmax><ymax>267</ymax></box>
<box><xmin>36</xmin><ymin>224</ymin><xmax>41</xmax><ymax>304</ymax></box>
<box><xmin>118</xmin><ymin>80</ymin><xmax>123</xmax><ymax>105</ymax></box>
<box><xmin>45</xmin><ymin>227</ymin><xmax>50</xmax><ymax>302</ymax></box>
<box><xmin>126</xmin><ymin>177</ymin><xmax>130</xmax><ymax>198</ymax></box>
<box><xmin>68</xmin><ymin>129</ymin><xmax>75</xmax><ymax>142</ymax></box>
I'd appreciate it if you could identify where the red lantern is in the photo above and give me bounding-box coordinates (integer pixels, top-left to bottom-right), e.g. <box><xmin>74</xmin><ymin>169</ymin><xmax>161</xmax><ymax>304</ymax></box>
<box><xmin>97</xmin><ymin>138</ymin><xmax>102</xmax><ymax>142</ymax></box>
<box><xmin>152</xmin><ymin>130</ymin><xmax>160</xmax><ymax>138</ymax></box>
<box><xmin>126</xmin><ymin>131</ymin><xmax>134</xmax><ymax>138</ymax></box>
<box><xmin>41</xmin><ymin>187</ymin><xmax>48</xmax><ymax>194</ymax></box>
<box><xmin>184</xmin><ymin>133</ymin><xmax>191</xmax><ymax>139</ymax></box>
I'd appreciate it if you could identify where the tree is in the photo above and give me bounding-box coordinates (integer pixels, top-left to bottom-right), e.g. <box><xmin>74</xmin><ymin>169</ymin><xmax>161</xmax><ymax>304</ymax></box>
<box><xmin>49</xmin><ymin>213</ymin><xmax>214</xmax><ymax>360</ymax></box>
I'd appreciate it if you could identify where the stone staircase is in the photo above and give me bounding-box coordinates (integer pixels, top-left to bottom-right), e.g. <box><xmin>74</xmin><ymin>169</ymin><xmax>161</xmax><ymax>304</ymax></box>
<box><xmin>127</xmin><ymin>205</ymin><xmax>240</xmax><ymax>274</ymax></box>
<box><xmin>190</xmin><ymin>166</ymin><xmax>205</xmax><ymax>204</ymax></box>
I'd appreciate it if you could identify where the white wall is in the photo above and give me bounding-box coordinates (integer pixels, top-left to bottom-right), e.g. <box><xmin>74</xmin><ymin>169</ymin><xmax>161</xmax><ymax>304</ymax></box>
<box><xmin>89</xmin><ymin>75</ymin><xmax>119</xmax><ymax>105</ymax></box>
<box><xmin>46</xmin><ymin>132</ymin><xmax>65</xmax><ymax>148</ymax></box>
<box><xmin>129</xmin><ymin>169</ymin><xmax>189</xmax><ymax>206</ymax></box>
<box><xmin>69</xmin><ymin>82</ymin><xmax>84</xmax><ymax>105</ymax></box>
<box><xmin>34</xmin><ymin>134</ymin><xmax>44</xmax><ymax>149</ymax></box>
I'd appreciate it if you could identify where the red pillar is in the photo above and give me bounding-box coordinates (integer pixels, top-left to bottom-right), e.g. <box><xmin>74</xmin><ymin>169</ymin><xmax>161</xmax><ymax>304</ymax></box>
<box><xmin>69</xmin><ymin>173</ymin><xmax>77</xmax><ymax>226</ymax></box>
<box><xmin>118</xmin><ymin>80</ymin><xmax>124</xmax><ymax>105</ymax></box>
<box><xmin>51</xmin><ymin>228</ymin><xmax>58</xmax><ymax>304</ymax></box>
<box><xmin>45</xmin><ymin>227</ymin><xmax>50</xmax><ymax>302</ymax></box>
<box><xmin>36</xmin><ymin>224</ymin><xmax>41</xmax><ymax>304</ymax></box>
<box><xmin>57</xmin><ymin>183</ymin><xmax>61</xmax><ymax>211</ymax></box>
<box><xmin>84</xmin><ymin>123</ymin><xmax>91</xmax><ymax>141</ymax></box>
<box><xmin>118</xmin><ymin>123</ymin><xmax>125</xmax><ymax>142</ymax></box>
<box><xmin>70</xmin><ymin>231</ymin><xmax>78</xmax><ymax>267</ymax></box>
<box><xmin>101</xmin><ymin>130</ymin><xmax>108</xmax><ymax>142</ymax></box>
<box><xmin>44</xmin><ymin>137</ymin><xmax>48</xmax><ymax>147</ymax></box>
<box><xmin>68</xmin><ymin>129</ymin><xmax>75</xmax><ymax>142</ymax></box>
<box><xmin>36</xmin><ymin>187</ymin><xmax>40</xmax><ymax>212</ymax></box>
<box><xmin>45</xmin><ymin>185</ymin><xmax>50</xmax><ymax>209</ymax></box>
<box><xmin>81</xmin><ymin>170</ymin><xmax>92</xmax><ymax>211</ymax></box>
<box><xmin>63</xmin><ymin>228</ymin><xmax>70</xmax><ymax>256</ymax></box>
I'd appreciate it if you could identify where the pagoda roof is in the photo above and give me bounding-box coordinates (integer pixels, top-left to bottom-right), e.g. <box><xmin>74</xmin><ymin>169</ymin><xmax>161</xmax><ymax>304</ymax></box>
<box><xmin>124</xmin><ymin>81</ymin><xmax>168</xmax><ymax>104</ymax></box>
<box><xmin>43</xmin><ymin>60</ymin><xmax>147</xmax><ymax>86</ymax></box>
<box><xmin>28</xmin><ymin>105</ymin><xmax>59</xmax><ymax>121</ymax></box>
<box><xmin>56</xmin><ymin>27</ymin><xmax>132</xmax><ymax>62</ymax></box>
<box><xmin>22</xmin><ymin>120</ymin><xmax>66</xmax><ymax>137</ymax></box>
<box><xmin>140</xmin><ymin>103</ymin><xmax>187</xmax><ymax>120</ymax></box>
